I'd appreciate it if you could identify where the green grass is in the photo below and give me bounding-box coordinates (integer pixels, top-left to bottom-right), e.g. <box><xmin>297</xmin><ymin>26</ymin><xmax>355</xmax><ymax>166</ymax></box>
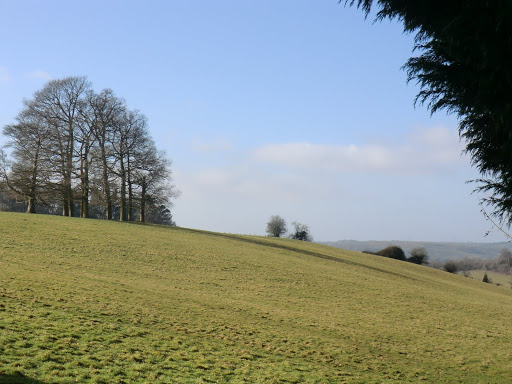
<box><xmin>1</xmin><ymin>212</ymin><xmax>512</xmax><ymax>383</ymax></box>
<box><xmin>462</xmin><ymin>270</ymin><xmax>512</xmax><ymax>287</ymax></box>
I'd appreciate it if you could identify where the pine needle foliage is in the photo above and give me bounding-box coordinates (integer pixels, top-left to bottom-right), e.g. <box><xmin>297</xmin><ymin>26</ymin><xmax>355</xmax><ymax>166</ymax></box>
<box><xmin>345</xmin><ymin>0</ymin><xmax>512</xmax><ymax>225</ymax></box>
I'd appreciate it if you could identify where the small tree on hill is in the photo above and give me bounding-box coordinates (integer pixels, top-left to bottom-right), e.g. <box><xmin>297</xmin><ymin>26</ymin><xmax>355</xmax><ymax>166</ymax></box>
<box><xmin>266</xmin><ymin>215</ymin><xmax>287</xmax><ymax>237</ymax></box>
<box><xmin>290</xmin><ymin>221</ymin><xmax>313</xmax><ymax>242</ymax></box>
<box><xmin>482</xmin><ymin>272</ymin><xmax>492</xmax><ymax>284</ymax></box>
<box><xmin>375</xmin><ymin>246</ymin><xmax>406</xmax><ymax>261</ymax></box>
<box><xmin>408</xmin><ymin>247</ymin><xmax>429</xmax><ymax>265</ymax></box>
<box><xmin>444</xmin><ymin>261</ymin><xmax>458</xmax><ymax>274</ymax></box>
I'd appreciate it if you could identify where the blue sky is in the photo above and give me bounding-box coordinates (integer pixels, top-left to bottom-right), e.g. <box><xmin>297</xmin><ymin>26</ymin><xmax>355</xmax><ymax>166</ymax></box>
<box><xmin>0</xmin><ymin>1</ymin><xmax>505</xmax><ymax>242</ymax></box>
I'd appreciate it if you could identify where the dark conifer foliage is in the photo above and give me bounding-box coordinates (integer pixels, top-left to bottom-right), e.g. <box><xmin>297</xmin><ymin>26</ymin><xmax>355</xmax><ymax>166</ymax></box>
<box><xmin>346</xmin><ymin>1</ymin><xmax>512</xmax><ymax>225</ymax></box>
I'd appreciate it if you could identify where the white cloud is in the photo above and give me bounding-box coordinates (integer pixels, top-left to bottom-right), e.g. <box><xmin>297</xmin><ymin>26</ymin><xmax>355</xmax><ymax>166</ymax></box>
<box><xmin>26</xmin><ymin>69</ymin><xmax>52</xmax><ymax>80</ymax></box>
<box><xmin>176</xmin><ymin>165</ymin><xmax>316</xmax><ymax>204</ymax></box>
<box><xmin>171</xmin><ymin>125</ymin><xmax>486</xmax><ymax>241</ymax></box>
<box><xmin>251</xmin><ymin>126</ymin><xmax>466</xmax><ymax>174</ymax></box>
<box><xmin>0</xmin><ymin>66</ymin><xmax>10</xmax><ymax>82</ymax></box>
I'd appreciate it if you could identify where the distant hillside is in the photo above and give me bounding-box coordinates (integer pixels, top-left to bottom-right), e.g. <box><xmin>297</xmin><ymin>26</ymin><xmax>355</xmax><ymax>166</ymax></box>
<box><xmin>2</xmin><ymin>212</ymin><xmax>512</xmax><ymax>383</ymax></box>
<box><xmin>321</xmin><ymin>239</ymin><xmax>512</xmax><ymax>261</ymax></box>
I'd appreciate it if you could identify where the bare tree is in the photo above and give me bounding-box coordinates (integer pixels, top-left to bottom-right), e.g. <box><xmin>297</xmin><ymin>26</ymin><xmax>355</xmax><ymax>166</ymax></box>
<box><xmin>1</xmin><ymin>108</ymin><xmax>53</xmax><ymax>213</ymax></box>
<box><xmin>408</xmin><ymin>247</ymin><xmax>429</xmax><ymax>265</ymax></box>
<box><xmin>290</xmin><ymin>221</ymin><xmax>313</xmax><ymax>242</ymax></box>
<box><xmin>28</xmin><ymin>76</ymin><xmax>91</xmax><ymax>216</ymax></box>
<box><xmin>111</xmin><ymin>109</ymin><xmax>149</xmax><ymax>221</ymax></box>
<box><xmin>266</xmin><ymin>215</ymin><xmax>287</xmax><ymax>237</ymax></box>
<box><xmin>132</xmin><ymin>143</ymin><xmax>179</xmax><ymax>223</ymax></box>
<box><xmin>87</xmin><ymin>89</ymin><xmax>125</xmax><ymax>220</ymax></box>
<box><xmin>1</xmin><ymin>76</ymin><xmax>179</xmax><ymax>224</ymax></box>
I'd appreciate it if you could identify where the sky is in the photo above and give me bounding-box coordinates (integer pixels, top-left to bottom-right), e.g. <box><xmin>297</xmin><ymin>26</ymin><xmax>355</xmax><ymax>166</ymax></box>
<box><xmin>0</xmin><ymin>1</ymin><xmax>506</xmax><ymax>242</ymax></box>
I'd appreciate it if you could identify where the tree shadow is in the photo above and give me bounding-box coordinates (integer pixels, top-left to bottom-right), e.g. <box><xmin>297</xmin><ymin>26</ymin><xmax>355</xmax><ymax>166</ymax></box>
<box><xmin>0</xmin><ymin>373</ymin><xmax>46</xmax><ymax>384</ymax></box>
<box><xmin>180</xmin><ymin>227</ymin><xmax>419</xmax><ymax>281</ymax></box>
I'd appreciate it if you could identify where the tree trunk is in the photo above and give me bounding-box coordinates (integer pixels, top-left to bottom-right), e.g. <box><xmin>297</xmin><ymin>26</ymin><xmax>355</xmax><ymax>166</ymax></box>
<box><xmin>26</xmin><ymin>146</ymin><xmax>39</xmax><ymax>214</ymax></box>
<box><xmin>62</xmin><ymin>198</ymin><xmax>69</xmax><ymax>216</ymax></box>
<box><xmin>26</xmin><ymin>197</ymin><xmax>36</xmax><ymax>213</ymax></box>
<box><xmin>139</xmin><ymin>177</ymin><xmax>146</xmax><ymax>223</ymax></box>
<box><xmin>127</xmin><ymin>156</ymin><xmax>133</xmax><ymax>221</ymax></box>
<box><xmin>119</xmin><ymin>156</ymin><xmax>126</xmax><ymax>222</ymax></box>
<box><xmin>80</xmin><ymin>148</ymin><xmax>89</xmax><ymax>218</ymax></box>
<box><xmin>65</xmin><ymin>121</ymin><xmax>74</xmax><ymax>217</ymax></box>
<box><xmin>67</xmin><ymin>185</ymin><xmax>74</xmax><ymax>217</ymax></box>
<box><xmin>99</xmin><ymin>141</ymin><xmax>112</xmax><ymax>220</ymax></box>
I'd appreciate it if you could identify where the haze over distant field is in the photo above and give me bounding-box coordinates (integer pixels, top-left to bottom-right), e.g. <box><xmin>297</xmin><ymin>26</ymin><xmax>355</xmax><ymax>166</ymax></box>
<box><xmin>0</xmin><ymin>1</ymin><xmax>504</xmax><ymax>242</ymax></box>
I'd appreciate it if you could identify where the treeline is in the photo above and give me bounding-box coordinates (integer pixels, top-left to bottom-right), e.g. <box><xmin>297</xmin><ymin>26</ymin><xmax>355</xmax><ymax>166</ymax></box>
<box><xmin>0</xmin><ymin>76</ymin><xmax>179</xmax><ymax>223</ymax></box>
<box><xmin>363</xmin><ymin>246</ymin><xmax>428</xmax><ymax>265</ymax></box>
<box><xmin>438</xmin><ymin>248</ymin><xmax>512</xmax><ymax>275</ymax></box>
<box><xmin>265</xmin><ymin>215</ymin><xmax>313</xmax><ymax>242</ymax></box>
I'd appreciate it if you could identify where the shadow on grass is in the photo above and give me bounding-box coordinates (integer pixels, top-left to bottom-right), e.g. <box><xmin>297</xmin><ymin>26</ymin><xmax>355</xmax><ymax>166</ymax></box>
<box><xmin>180</xmin><ymin>227</ymin><xmax>419</xmax><ymax>282</ymax></box>
<box><xmin>0</xmin><ymin>373</ymin><xmax>46</xmax><ymax>384</ymax></box>
<box><xmin>130</xmin><ymin>223</ymin><xmax>420</xmax><ymax>282</ymax></box>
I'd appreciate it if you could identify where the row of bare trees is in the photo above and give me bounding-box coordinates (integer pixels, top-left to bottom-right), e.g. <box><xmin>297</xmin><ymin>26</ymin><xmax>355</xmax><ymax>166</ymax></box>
<box><xmin>0</xmin><ymin>76</ymin><xmax>179</xmax><ymax>223</ymax></box>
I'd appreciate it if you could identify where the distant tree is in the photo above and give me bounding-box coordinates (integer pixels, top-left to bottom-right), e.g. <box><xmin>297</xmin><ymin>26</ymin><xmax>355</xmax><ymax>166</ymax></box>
<box><xmin>290</xmin><ymin>221</ymin><xmax>313</xmax><ymax>242</ymax></box>
<box><xmin>145</xmin><ymin>204</ymin><xmax>176</xmax><ymax>226</ymax></box>
<box><xmin>266</xmin><ymin>215</ymin><xmax>287</xmax><ymax>237</ymax></box>
<box><xmin>498</xmin><ymin>248</ymin><xmax>512</xmax><ymax>269</ymax></box>
<box><xmin>375</xmin><ymin>246</ymin><xmax>406</xmax><ymax>261</ymax></box>
<box><xmin>444</xmin><ymin>261</ymin><xmax>458</xmax><ymax>274</ymax></box>
<box><xmin>482</xmin><ymin>272</ymin><xmax>492</xmax><ymax>284</ymax></box>
<box><xmin>456</xmin><ymin>257</ymin><xmax>484</xmax><ymax>272</ymax></box>
<box><xmin>408</xmin><ymin>247</ymin><xmax>429</xmax><ymax>265</ymax></box>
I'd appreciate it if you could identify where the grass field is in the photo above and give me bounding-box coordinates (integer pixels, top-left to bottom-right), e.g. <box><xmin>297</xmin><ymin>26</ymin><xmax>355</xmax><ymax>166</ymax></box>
<box><xmin>463</xmin><ymin>270</ymin><xmax>512</xmax><ymax>287</ymax></box>
<box><xmin>1</xmin><ymin>212</ymin><xmax>512</xmax><ymax>383</ymax></box>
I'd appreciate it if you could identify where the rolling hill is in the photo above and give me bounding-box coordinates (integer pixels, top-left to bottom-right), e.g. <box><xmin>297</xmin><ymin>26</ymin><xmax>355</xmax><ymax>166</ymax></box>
<box><xmin>321</xmin><ymin>239</ymin><xmax>512</xmax><ymax>262</ymax></box>
<box><xmin>1</xmin><ymin>212</ymin><xmax>512</xmax><ymax>383</ymax></box>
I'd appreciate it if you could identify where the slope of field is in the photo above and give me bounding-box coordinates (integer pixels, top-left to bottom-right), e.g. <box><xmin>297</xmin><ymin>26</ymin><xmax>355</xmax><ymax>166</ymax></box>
<box><xmin>321</xmin><ymin>239</ymin><xmax>512</xmax><ymax>261</ymax></box>
<box><xmin>1</xmin><ymin>212</ymin><xmax>512</xmax><ymax>383</ymax></box>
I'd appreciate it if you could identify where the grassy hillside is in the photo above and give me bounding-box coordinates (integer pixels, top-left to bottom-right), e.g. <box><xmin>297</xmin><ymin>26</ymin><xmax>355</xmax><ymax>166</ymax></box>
<box><xmin>1</xmin><ymin>213</ymin><xmax>512</xmax><ymax>383</ymax></box>
<box><xmin>463</xmin><ymin>270</ymin><xmax>512</xmax><ymax>287</ymax></box>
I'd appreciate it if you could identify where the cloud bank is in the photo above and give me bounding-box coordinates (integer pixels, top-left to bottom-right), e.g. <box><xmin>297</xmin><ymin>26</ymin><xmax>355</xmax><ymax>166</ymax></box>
<box><xmin>251</xmin><ymin>126</ymin><xmax>465</xmax><ymax>174</ymax></box>
<box><xmin>172</xmin><ymin>125</ymin><xmax>483</xmax><ymax>241</ymax></box>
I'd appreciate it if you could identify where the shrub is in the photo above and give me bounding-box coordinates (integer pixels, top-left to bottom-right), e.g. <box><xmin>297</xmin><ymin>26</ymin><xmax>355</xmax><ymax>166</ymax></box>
<box><xmin>408</xmin><ymin>247</ymin><xmax>429</xmax><ymax>265</ymax></box>
<box><xmin>375</xmin><ymin>246</ymin><xmax>406</xmax><ymax>261</ymax></box>
<box><xmin>289</xmin><ymin>222</ymin><xmax>313</xmax><ymax>242</ymax></box>
<box><xmin>444</xmin><ymin>261</ymin><xmax>458</xmax><ymax>273</ymax></box>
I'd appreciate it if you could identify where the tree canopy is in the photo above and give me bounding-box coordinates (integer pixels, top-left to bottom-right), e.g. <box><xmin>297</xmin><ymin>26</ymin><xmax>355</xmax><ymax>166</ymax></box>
<box><xmin>0</xmin><ymin>76</ymin><xmax>179</xmax><ymax>223</ymax></box>
<box><xmin>345</xmin><ymin>1</ymin><xmax>512</xmax><ymax>225</ymax></box>
<box><xmin>375</xmin><ymin>245</ymin><xmax>406</xmax><ymax>261</ymax></box>
<box><xmin>266</xmin><ymin>215</ymin><xmax>287</xmax><ymax>237</ymax></box>
<box><xmin>290</xmin><ymin>221</ymin><xmax>313</xmax><ymax>242</ymax></box>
